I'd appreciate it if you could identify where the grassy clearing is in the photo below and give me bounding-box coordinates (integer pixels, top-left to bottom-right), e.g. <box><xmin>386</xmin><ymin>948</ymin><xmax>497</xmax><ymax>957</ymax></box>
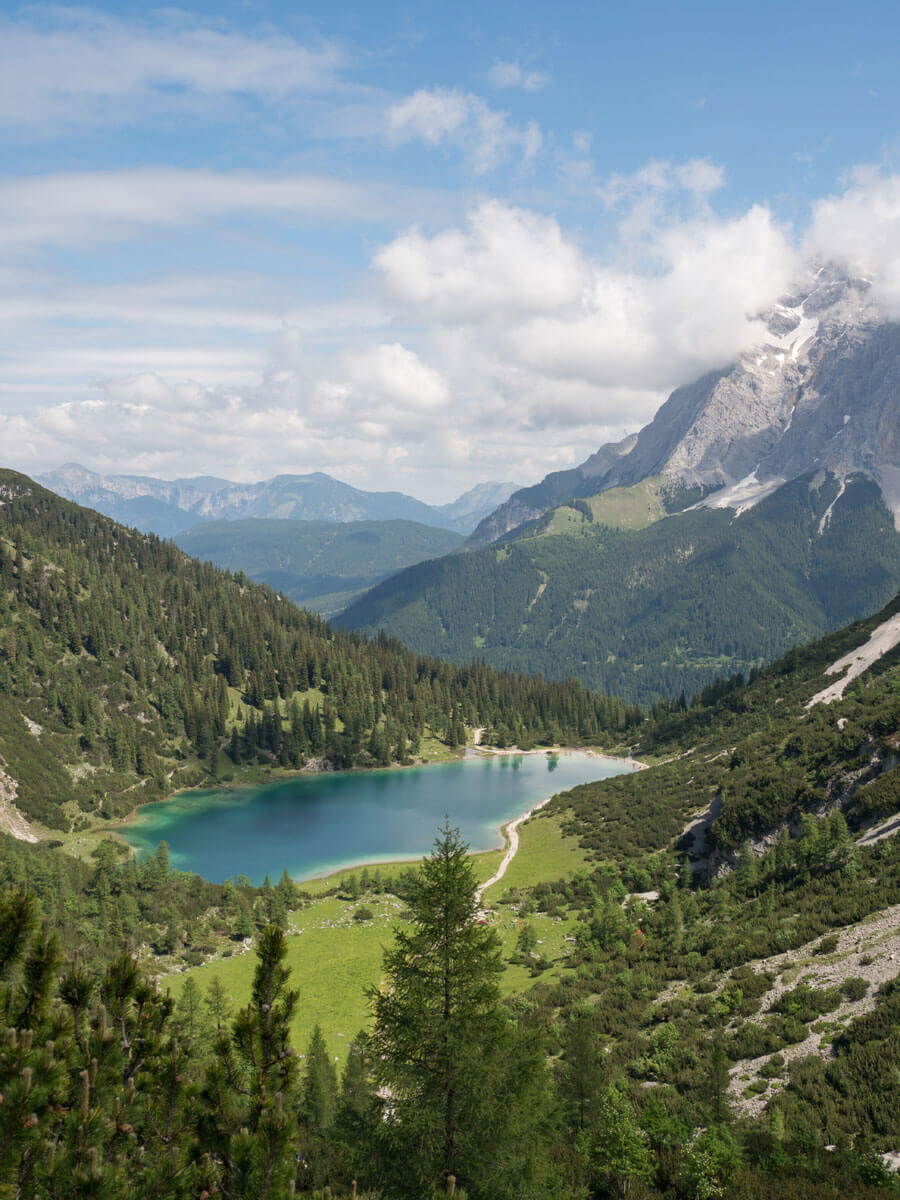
<box><xmin>493</xmin><ymin>909</ymin><xmax>580</xmax><ymax>996</ymax></box>
<box><xmin>164</xmin><ymin>833</ymin><xmax>573</xmax><ymax>1064</ymax></box>
<box><xmin>540</xmin><ymin>479</ymin><xmax>666</xmax><ymax>539</ymax></box>
<box><xmin>483</xmin><ymin>809</ymin><xmax>589</xmax><ymax>900</ymax></box>
<box><xmin>296</xmin><ymin>845</ymin><xmax>504</xmax><ymax>897</ymax></box>
<box><xmin>166</xmin><ymin>893</ymin><xmax>579</xmax><ymax>1059</ymax></box>
<box><xmin>585</xmin><ymin>478</ymin><xmax>665</xmax><ymax>531</ymax></box>
<box><xmin>166</xmin><ymin>894</ymin><xmax>400</xmax><ymax>1063</ymax></box>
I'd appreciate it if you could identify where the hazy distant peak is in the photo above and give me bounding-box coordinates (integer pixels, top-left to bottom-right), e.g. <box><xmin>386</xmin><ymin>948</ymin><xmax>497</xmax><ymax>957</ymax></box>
<box><xmin>35</xmin><ymin>465</ymin><xmax>521</xmax><ymax>538</ymax></box>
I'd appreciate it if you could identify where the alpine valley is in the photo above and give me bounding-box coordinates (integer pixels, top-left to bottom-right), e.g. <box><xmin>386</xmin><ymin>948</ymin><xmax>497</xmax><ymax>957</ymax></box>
<box><xmin>7</xmin><ymin>4</ymin><xmax>900</xmax><ymax>1197</ymax></box>
<box><xmin>2</xmin><ymin>463</ymin><xmax>900</xmax><ymax>1199</ymax></box>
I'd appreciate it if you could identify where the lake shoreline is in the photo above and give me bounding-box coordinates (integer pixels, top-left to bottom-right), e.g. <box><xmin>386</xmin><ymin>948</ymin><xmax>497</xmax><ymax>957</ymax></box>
<box><xmin>111</xmin><ymin>741</ymin><xmax>644</xmax><ymax>831</ymax></box>
<box><xmin>106</xmin><ymin>744</ymin><xmax>644</xmax><ymax>883</ymax></box>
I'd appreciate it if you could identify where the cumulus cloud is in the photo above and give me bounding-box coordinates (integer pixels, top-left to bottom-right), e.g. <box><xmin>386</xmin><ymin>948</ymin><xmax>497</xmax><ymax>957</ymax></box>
<box><xmin>0</xmin><ymin>9</ymin><xmax>347</xmax><ymax>129</ymax></box>
<box><xmin>375</xmin><ymin>191</ymin><xmax>797</xmax><ymax>407</ymax></box>
<box><xmin>374</xmin><ymin>201</ymin><xmax>588</xmax><ymax>320</ymax></box>
<box><xmin>488</xmin><ymin>60</ymin><xmax>549</xmax><ymax>92</ymax></box>
<box><xmin>806</xmin><ymin>166</ymin><xmax>900</xmax><ymax>315</ymax></box>
<box><xmin>308</xmin><ymin>344</ymin><xmax>450</xmax><ymax>441</ymax></box>
<box><xmin>386</xmin><ymin>88</ymin><xmax>541</xmax><ymax>172</ymax></box>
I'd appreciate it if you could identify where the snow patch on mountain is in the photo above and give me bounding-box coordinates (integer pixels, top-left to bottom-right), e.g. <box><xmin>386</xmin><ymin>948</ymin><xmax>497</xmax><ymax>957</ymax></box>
<box><xmin>807</xmin><ymin>611</ymin><xmax>900</xmax><ymax>707</ymax></box>
<box><xmin>694</xmin><ymin>470</ymin><xmax>786</xmax><ymax>516</ymax></box>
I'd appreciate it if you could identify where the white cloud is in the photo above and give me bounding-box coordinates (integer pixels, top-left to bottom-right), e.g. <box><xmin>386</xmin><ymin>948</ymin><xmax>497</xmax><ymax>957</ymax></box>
<box><xmin>0</xmin><ymin>9</ymin><xmax>347</xmax><ymax>129</ymax></box>
<box><xmin>386</xmin><ymin>88</ymin><xmax>471</xmax><ymax>144</ymax></box>
<box><xmin>12</xmin><ymin>159</ymin><xmax>900</xmax><ymax>503</ymax></box>
<box><xmin>374</xmin><ymin>201</ymin><xmax>588</xmax><ymax>320</ymax></box>
<box><xmin>488</xmin><ymin>60</ymin><xmax>549</xmax><ymax>92</ymax></box>
<box><xmin>308</xmin><ymin>343</ymin><xmax>450</xmax><ymax>440</ymax></box>
<box><xmin>386</xmin><ymin>88</ymin><xmax>541</xmax><ymax>172</ymax></box>
<box><xmin>0</xmin><ymin>168</ymin><xmax>438</xmax><ymax>252</ymax></box>
<box><xmin>806</xmin><ymin>166</ymin><xmax>900</xmax><ymax>315</ymax></box>
<box><xmin>375</xmin><ymin>192</ymin><xmax>796</xmax><ymax>399</ymax></box>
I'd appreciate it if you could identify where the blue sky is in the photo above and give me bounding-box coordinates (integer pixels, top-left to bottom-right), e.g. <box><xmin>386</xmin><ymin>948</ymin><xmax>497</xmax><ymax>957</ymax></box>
<box><xmin>2</xmin><ymin>1</ymin><xmax>900</xmax><ymax>500</ymax></box>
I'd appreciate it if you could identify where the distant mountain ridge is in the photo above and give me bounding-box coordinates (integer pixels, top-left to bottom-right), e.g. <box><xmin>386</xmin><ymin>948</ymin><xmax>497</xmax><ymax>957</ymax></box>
<box><xmin>469</xmin><ymin>266</ymin><xmax>899</xmax><ymax>545</ymax></box>
<box><xmin>340</xmin><ymin>470</ymin><xmax>900</xmax><ymax>702</ymax></box>
<box><xmin>37</xmin><ymin>465</ymin><xmax>522</xmax><ymax>538</ymax></box>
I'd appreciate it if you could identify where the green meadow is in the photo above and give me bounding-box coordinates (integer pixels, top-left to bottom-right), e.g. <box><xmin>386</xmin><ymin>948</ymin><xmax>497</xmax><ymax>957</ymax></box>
<box><xmin>164</xmin><ymin>812</ymin><xmax>581</xmax><ymax>1062</ymax></box>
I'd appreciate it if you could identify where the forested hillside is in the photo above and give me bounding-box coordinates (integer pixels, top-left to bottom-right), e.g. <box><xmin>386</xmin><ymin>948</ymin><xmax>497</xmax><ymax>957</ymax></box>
<box><xmin>341</xmin><ymin>472</ymin><xmax>900</xmax><ymax>703</ymax></box>
<box><xmin>175</xmin><ymin>516</ymin><xmax>464</xmax><ymax>617</ymax></box>
<box><xmin>0</xmin><ymin>469</ymin><xmax>640</xmax><ymax>836</ymax></box>
<box><xmin>549</xmin><ymin>588</ymin><xmax>900</xmax><ymax>865</ymax></box>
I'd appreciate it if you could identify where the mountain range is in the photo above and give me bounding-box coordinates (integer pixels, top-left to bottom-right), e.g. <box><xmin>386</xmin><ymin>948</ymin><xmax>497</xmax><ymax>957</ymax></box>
<box><xmin>340</xmin><ymin>268</ymin><xmax>900</xmax><ymax>701</ymax></box>
<box><xmin>37</xmin><ymin>465</ymin><xmax>521</xmax><ymax>539</ymax></box>
<box><xmin>470</xmin><ymin>266</ymin><xmax>898</xmax><ymax>545</ymax></box>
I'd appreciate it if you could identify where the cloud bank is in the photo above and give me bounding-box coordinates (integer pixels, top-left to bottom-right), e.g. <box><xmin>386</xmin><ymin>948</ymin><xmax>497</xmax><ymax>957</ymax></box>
<box><xmin>6</xmin><ymin>154</ymin><xmax>900</xmax><ymax>500</ymax></box>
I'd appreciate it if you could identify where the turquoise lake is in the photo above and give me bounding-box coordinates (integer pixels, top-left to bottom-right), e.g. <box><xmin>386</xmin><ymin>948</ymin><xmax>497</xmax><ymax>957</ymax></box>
<box><xmin>120</xmin><ymin>751</ymin><xmax>633</xmax><ymax>884</ymax></box>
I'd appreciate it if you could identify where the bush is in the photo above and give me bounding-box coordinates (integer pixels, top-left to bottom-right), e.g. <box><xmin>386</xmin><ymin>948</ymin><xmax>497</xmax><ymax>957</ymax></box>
<box><xmin>353</xmin><ymin>905</ymin><xmax>374</xmax><ymax>923</ymax></box>
<box><xmin>780</xmin><ymin>1016</ymin><xmax>809</xmax><ymax>1045</ymax></box>
<box><xmin>813</xmin><ymin>934</ymin><xmax>840</xmax><ymax>956</ymax></box>
<box><xmin>730</xmin><ymin>1023</ymin><xmax>782</xmax><ymax>1061</ymax></box>
<box><xmin>760</xmin><ymin>1053</ymin><xmax>785</xmax><ymax>1079</ymax></box>
<box><xmin>772</xmin><ymin>984</ymin><xmax>841</xmax><ymax>1023</ymax></box>
<box><xmin>841</xmin><ymin>977</ymin><xmax>869</xmax><ymax>1001</ymax></box>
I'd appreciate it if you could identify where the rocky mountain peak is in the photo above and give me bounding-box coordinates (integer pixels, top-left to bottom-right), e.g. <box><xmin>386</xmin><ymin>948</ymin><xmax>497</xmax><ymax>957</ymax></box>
<box><xmin>472</xmin><ymin>267</ymin><xmax>898</xmax><ymax>545</ymax></box>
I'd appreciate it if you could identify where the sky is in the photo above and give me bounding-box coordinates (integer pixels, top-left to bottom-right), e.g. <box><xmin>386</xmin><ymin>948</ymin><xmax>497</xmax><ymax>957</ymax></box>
<box><xmin>2</xmin><ymin>1</ymin><xmax>900</xmax><ymax>502</ymax></box>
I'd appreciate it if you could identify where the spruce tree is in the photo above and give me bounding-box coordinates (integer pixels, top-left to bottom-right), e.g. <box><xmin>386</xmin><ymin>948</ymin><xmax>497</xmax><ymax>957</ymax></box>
<box><xmin>369</xmin><ymin>824</ymin><xmax>558</xmax><ymax>1199</ymax></box>
<box><xmin>297</xmin><ymin>1024</ymin><xmax>339</xmax><ymax>1190</ymax></box>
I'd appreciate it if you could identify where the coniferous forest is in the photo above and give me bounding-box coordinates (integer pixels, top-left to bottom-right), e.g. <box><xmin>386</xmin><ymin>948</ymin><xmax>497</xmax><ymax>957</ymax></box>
<box><xmin>2</xmin><ymin>814</ymin><xmax>899</xmax><ymax>1200</ymax></box>
<box><xmin>340</xmin><ymin>473</ymin><xmax>900</xmax><ymax>704</ymax></box>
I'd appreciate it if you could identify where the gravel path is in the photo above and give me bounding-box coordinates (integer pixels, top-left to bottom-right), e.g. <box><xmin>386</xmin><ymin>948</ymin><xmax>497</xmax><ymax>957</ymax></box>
<box><xmin>475</xmin><ymin>796</ymin><xmax>553</xmax><ymax>904</ymax></box>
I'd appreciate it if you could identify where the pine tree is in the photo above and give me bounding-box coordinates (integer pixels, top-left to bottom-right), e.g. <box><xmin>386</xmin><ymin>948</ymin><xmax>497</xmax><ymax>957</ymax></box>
<box><xmin>200</xmin><ymin>925</ymin><xmax>300</xmax><ymax>1198</ymax></box>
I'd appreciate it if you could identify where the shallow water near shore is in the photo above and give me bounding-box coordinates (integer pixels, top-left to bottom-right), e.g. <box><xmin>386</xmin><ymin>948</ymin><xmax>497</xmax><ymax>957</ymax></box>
<box><xmin>120</xmin><ymin>751</ymin><xmax>632</xmax><ymax>884</ymax></box>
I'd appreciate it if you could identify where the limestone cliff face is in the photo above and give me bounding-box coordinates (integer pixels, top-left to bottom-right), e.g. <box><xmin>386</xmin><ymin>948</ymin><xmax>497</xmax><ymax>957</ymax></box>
<box><xmin>472</xmin><ymin>267</ymin><xmax>900</xmax><ymax>543</ymax></box>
